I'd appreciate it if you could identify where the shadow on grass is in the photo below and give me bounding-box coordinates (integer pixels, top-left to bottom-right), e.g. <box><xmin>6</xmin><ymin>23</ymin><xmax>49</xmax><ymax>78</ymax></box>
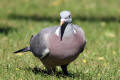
<box><xmin>24</xmin><ymin>67</ymin><xmax>92</xmax><ymax>79</ymax></box>
<box><xmin>0</xmin><ymin>26</ymin><xmax>17</xmax><ymax>35</ymax></box>
<box><xmin>25</xmin><ymin>67</ymin><xmax>48</xmax><ymax>75</ymax></box>
<box><xmin>8</xmin><ymin>13</ymin><xmax>120</xmax><ymax>22</ymax></box>
<box><xmin>8</xmin><ymin>14</ymin><xmax>59</xmax><ymax>22</ymax></box>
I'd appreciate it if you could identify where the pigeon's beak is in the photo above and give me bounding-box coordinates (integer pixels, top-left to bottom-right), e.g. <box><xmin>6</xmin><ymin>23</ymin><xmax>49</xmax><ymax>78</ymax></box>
<box><xmin>60</xmin><ymin>21</ymin><xmax>64</xmax><ymax>26</ymax></box>
<box><xmin>60</xmin><ymin>19</ymin><xmax>65</xmax><ymax>26</ymax></box>
<box><xmin>60</xmin><ymin>19</ymin><xmax>68</xmax><ymax>41</ymax></box>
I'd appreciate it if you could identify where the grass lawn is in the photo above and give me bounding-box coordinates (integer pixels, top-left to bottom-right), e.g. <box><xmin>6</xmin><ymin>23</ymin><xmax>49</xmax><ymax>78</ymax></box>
<box><xmin>0</xmin><ymin>0</ymin><xmax>120</xmax><ymax>80</ymax></box>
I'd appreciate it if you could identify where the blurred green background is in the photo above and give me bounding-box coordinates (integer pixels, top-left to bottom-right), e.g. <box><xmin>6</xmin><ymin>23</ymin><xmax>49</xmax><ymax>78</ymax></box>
<box><xmin>0</xmin><ymin>0</ymin><xmax>119</xmax><ymax>80</ymax></box>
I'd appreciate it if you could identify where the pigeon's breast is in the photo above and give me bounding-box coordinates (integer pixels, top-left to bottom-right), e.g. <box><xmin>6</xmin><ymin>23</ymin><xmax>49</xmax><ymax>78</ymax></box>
<box><xmin>47</xmin><ymin>31</ymin><xmax>85</xmax><ymax>65</ymax></box>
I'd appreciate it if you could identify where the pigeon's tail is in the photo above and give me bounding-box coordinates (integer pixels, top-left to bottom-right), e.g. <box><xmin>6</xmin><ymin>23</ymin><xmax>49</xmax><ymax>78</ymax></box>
<box><xmin>14</xmin><ymin>47</ymin><xmax>30</xmax><ymax>53</ymax></box>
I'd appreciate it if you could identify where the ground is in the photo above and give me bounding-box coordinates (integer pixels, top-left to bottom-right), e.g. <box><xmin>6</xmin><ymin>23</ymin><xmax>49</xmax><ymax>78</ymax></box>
<box><xmin>0</xmin><ymin>0</ymin><xmax>119</xmax><ymax>80</ymax></box>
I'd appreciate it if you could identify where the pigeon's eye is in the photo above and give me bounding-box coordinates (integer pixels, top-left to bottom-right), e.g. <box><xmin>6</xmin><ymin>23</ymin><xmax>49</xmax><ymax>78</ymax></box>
<box><xmin>65</xmin><ymin>16</ymin><xmax>71</xmax><ymax>19</ymax></box>
<box><xmin>69</xmin><ymin>15</ymin><xmax>71</xmax><ymax>18</ymax></box>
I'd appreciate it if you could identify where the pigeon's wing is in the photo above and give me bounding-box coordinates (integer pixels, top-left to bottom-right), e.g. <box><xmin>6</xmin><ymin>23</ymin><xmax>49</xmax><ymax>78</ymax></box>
<box><xmin>30</xmin><ymin>26</ymin><xmax>57</xmax><ymax>59</ymax></box>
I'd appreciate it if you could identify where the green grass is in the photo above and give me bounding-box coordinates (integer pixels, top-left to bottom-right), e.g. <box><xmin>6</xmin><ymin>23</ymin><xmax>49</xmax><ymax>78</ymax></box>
<box><xmin>0</xmin><ymin>0</ymin><xmax>120</xmax><ymax>80</ymax></box>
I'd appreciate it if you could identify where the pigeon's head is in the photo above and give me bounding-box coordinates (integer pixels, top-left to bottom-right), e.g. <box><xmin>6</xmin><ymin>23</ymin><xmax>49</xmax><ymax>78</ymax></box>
<box><xmin>59</xmin><ymin>11</ymin><xmax>72</xmax><ymax>40</ymax></box>
<box><xmin>60</xmin><ymin>10</ymin><xmax>72</xmax><ymax>25</ymax></box>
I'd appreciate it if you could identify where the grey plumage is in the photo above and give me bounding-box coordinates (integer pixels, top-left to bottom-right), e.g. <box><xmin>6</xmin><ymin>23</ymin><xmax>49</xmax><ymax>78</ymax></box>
<box><xmin>14</xmin><ymin>11</ymin><xmax>86</xmax><ymax>75</ymax></box>
<box><xmin>30</xmin><ymin>27</ymin><xmax>56</xmax><ymax>59</ymax></box>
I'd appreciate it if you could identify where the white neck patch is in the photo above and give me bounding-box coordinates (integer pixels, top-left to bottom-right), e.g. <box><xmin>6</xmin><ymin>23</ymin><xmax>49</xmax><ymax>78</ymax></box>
<box><xmin>55</xmin><ymin>27</ymin><xmax>60</xmax><ymax>36</ymax></box>
<box><xmin>55</xmin><ymin>26</ymin><xmax>77</xmax><ymax>36</ymax></box>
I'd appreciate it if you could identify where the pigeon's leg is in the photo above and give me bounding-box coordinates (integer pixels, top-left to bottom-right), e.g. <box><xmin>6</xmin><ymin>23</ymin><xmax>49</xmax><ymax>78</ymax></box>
<box><xmin>52</xmin><ymin>66</ymin><xmax>56</xmax><ymax>73</ymax></box>
<box><xmin>45</xmin><ymin>66</ymin><xmax>52</xmax><ymax>74</ymax></box>
<box><xmin>61</xmin><ymin>64</ymin><xmax>68</xmax><ymax>75</ymax></box>
<box><xmin>45</xmin><ymin>66</ymin><xmax>56</xmax><ymax>75</ymax></box>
